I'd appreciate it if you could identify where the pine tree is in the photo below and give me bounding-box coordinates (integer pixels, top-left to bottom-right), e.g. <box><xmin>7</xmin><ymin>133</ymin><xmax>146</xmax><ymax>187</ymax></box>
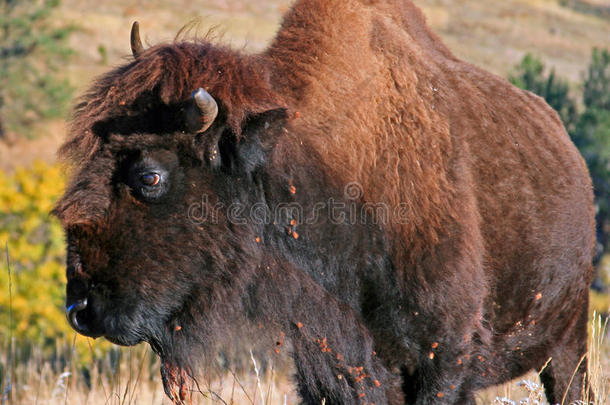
<box><xmin>573</xmin><ymin>48</ymin><xmax>610</xmax><ymax>255</ymax></box>
<box><xmin>509</xmin><ymin>53</ymin><xmax>578</xmax><ymax>133</ymax></box>
<box><xmin>509</xmin><ymin>50</ymin><xmax>610</xmax><ymax>257</ymax></box>
<box><xmin>583</xmin><ymin>48</ymin><xmax>610</xmax><ymax>111</ymax></box>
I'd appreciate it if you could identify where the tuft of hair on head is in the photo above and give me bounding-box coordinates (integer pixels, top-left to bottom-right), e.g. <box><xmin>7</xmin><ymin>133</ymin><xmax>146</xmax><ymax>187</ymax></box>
<box><xmin>174</xmin><ymin>18</ymin><xmax>227</xmax><ymax>46</ymax></box>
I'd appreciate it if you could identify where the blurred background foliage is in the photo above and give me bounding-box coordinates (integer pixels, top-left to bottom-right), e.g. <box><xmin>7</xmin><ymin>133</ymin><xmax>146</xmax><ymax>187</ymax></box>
<box><xmin>0</xmin><ymin>162</ymin><xmax>65</xmax><ymax>342</ymax></box>
<box><xmin>509</xmin><ymin>48</ymin><xmax>610</xmax><ymax>276</ymax></box>
<box><xmin>0</xmin><ymin>1</ymin><xmax>609</xmax><ymax>402</ymax></box>
<box><xmin>0</xmin><ymin>0</ymin><xmax>74</xmax><ymax>139</ymax></box>
<box><xmin>0</xmin><ymin>162</ymin><xmax>112</xmax><ymax>363</ymax></box>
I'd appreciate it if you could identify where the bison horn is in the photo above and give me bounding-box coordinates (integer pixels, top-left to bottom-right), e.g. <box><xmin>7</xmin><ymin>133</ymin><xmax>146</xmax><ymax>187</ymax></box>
<box><xmin>130</xmin><ymin>21</ymin><xmax>144</xmax><ymax>58</ymax></box>
<box><xmin>188</xmin><ymin>88</ymin><xmax>219</xmax><ymax>133</ymax></box>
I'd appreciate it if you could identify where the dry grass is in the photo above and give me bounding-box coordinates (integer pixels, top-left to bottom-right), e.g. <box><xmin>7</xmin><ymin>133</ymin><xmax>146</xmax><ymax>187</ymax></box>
<box><xmin>58</xmin><ymin>0</ymin><xmax>610</xmax><ymax>85</ymax></box>
<box><xmin>419</xmin><ymin>0</ymin><xmax>610</xmax><ymax>82</ymax></box>
<box><xmin>0</xmin><ymin>121</ymin><xmax>65</xmax><ymax>172</ymax></box>
<box><xmin>1</xmin><ymin>312</ymin><xmax>608</xmax><ymax>404</ymax></box>
<box><xmin>477</xmin><ymin>313</ymin><xmax>610</xmax><ymax>405</ymax></box>
<box><xmin>1</xmin><ymin>339</ymin><xmax>299</xmax><ymax>405</ymax></box>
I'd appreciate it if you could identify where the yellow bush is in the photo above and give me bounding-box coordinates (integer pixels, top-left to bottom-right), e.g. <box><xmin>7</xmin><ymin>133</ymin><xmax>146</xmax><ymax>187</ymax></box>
<box><xmin>591</xmin><ymin>290</ymin><xmax>610</xmax><ymax>315</ymax></box>
<box><xmin>0</xmin><ymin>161</ymin><xmax>110</xmax><ymax>360</ymax></box>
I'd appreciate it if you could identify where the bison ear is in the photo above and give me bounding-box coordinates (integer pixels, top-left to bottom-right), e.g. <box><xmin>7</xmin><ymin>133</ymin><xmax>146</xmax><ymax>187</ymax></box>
<box><xmin>208</xmin><ymin>108</ymin><xmax>289</xmax><ymax>174</ymax></box>
<box><xmin>238</xmin><ymin>108</ymin><xmax>289</xmax><ymax>171</ymax></box>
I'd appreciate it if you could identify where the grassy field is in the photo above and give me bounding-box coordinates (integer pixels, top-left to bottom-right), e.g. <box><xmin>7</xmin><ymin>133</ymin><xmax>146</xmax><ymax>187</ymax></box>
<box><xmin>1</xmin><ymin>314</ymin><xmax>607</xmax><ymax>404</ymax></box>
<box><xmin>57</xmin><ymin>0</ymin><xmax>610</xmax><ymax>86</ymax></box>
<box><xmin>1</xmin><ymin>0</ymin><xmax>609</xmax><ymax>404</ymax></box>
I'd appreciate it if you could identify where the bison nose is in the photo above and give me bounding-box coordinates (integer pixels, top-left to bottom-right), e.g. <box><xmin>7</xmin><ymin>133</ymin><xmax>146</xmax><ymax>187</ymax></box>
<box><xmin>66</xmin><ymin>275</ymin><xmax>104</xmax><ymax>338</ymax></box>
<box><xmin>65</xmin><ymin>295</ymin><xmax>103</xmax><ymax>338</ymax></box>
<box><xmin>67</xmin><ymin>298</ymin><xmax>88</xmax><ymax>333</ymax></box>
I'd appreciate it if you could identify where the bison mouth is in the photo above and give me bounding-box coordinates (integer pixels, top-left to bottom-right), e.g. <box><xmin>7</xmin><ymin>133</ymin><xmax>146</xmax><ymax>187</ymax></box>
<box><xmin>67</xmin><ymin>284</ymin><xmax>199</xmax><ymax>403</ymax></box>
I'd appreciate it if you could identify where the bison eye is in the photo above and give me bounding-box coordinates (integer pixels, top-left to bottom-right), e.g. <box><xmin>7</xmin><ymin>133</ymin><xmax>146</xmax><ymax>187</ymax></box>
<box><xmin>141</xmin><ymin>172</ymin><xmax>160</xmax><ymax>186</ymax></box>
<box><xmin>127</xmin><ymin>160</ymin><xmax>170</xmax><ymax>201</ymax></box>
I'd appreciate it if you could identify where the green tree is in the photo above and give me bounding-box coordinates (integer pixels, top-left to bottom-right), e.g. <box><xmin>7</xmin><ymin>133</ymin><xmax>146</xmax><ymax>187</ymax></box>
<box><xmin>0</xmin><ymin>0</ymin><xmax>73</xmax><ymax>137</ymax></box>
<box><xmin>510</xmin><ymin>50</ymin><xmax>610</xmax><ymax>257</ymax></box>
<box><xmin>509</xmin><ymin>53</ymin><xmax>578</xmax><ymax>132</ymax></box>
<box><xmin>573</xmin><ymin>49</ymin><xmax>610</xmax><ymax>253</ymax></box>
<box><xmin>583</xmin><ymin>48</ymin><xmax>610</xmax><ymax>111</ymax></box>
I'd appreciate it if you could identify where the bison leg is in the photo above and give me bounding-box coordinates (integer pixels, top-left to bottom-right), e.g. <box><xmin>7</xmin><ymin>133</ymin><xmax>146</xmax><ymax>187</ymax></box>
<box><xmin>539</xmin><ymin>302</ymin><xmax>591</xmax><ymax>404</ymax></box>
<box><xmin>401</xmin><ymin>359</ymin><xmax>477</xmax><ymax>405</ymax></box>
<box><xmin>454</xmin><ymin>389</ymin><xmax>476</xmax><ymax>405</ymax></box>
<box><xmin>253</xmin><ymin>260</ymin><xmax>403</xmax><ymax>404</ymax></box>
<box><xmin>289</xmin><ymin>310</ymin><xmax>402</xmax><ymax>405</ymax></box>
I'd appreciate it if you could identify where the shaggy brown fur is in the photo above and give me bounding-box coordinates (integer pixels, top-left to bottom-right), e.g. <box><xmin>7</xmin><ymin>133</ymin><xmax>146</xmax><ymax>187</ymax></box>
<box><xmin>55</xmin><ymin>1</ymin><xmax>595</xmax><ymax>404</ymax></box>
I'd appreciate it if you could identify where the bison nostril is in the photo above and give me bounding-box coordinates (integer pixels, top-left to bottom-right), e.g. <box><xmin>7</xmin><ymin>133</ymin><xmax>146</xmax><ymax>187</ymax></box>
<box><xmin>67</xmin><ymin>298</ymin><xmax>88</xmax><ymax>333</ymax></box>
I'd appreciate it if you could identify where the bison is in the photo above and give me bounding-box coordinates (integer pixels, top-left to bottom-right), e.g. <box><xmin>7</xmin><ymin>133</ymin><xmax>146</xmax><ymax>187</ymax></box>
<box><xmin>54</xmin><ymin>0</ymin><xmax>596</xmax><ymax>404</ymax></box>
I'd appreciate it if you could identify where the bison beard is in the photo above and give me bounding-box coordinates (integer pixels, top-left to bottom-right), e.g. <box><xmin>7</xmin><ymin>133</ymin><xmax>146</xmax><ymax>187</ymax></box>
<box><xmin>54</xmin><ymin>0</ymin><xmax>596</xmax><ymax>404</ymax></box>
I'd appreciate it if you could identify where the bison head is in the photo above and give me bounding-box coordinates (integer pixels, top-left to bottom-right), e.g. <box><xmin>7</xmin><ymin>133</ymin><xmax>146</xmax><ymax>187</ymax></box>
<box><xmin>53</xmin><ymin>23</ymin><xmax>289</xmax><ymax>397</ymax></box>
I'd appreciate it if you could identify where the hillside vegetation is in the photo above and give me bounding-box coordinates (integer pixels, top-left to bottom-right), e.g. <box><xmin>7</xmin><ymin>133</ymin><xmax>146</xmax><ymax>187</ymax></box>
<box><xmin>58</xmin><ymin>0</ymin><xmax>610</xmax><ymax>89</ymax></box>
<box><xmin>3</xmin><ymin>0</ymin><xmax>610</xmax><ymax>171</ymax></box>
